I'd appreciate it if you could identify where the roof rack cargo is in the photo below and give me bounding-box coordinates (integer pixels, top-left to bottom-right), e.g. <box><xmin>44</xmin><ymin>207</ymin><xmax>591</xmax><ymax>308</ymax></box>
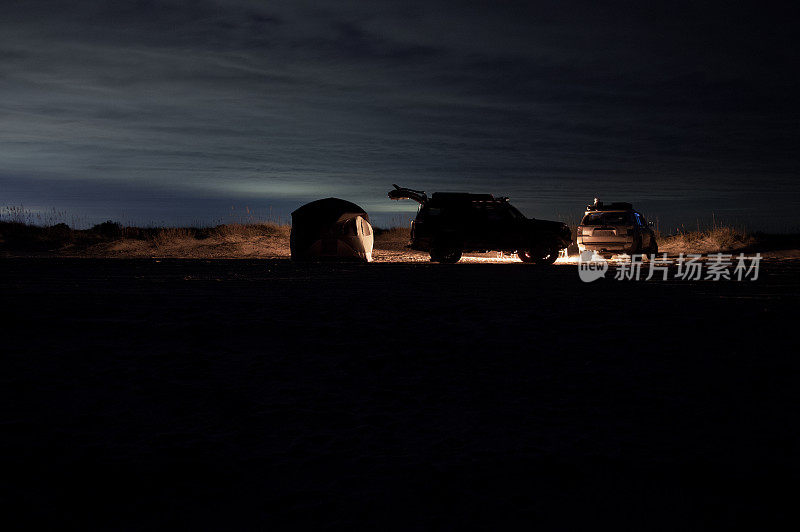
<box><xmin>431</xmin><ymin>192</ymin><xmax>496</xmax><ymax>202</ymax></box>
<box><xmin>388</xmin><ymin>185</ymin><xmax>505</xmax><ymax>205</ymax></box>
<box><xmin>586</xmin><ymin>201</ymin><xmax>633</xmax><ymax>212</ymax></box>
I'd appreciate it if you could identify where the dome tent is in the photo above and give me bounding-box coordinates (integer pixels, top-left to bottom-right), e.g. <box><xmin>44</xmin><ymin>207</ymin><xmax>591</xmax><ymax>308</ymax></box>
<box><xmin>290</xmin><ymin>198</ymin><xmax>374</xmax><ymax>262</ymax></box>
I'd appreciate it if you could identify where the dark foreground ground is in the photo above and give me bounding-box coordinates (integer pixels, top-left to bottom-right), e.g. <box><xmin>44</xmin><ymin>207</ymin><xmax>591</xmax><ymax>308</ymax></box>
<box><xmin>2</xmin><ymin>258</ymin><xmax>798</xmax><ymax>530</ymax></box>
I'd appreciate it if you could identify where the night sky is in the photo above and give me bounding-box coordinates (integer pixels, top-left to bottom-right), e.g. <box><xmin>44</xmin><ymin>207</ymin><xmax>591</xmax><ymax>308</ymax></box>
<box><xmin>2</xmin><ymin>0</ymin><xmax>798</xmax><ymax>230</ymax></box>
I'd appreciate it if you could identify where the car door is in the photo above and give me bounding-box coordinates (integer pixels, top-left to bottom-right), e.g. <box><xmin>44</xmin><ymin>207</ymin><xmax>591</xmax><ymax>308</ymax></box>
<box><xmin>484</xmin><ymin>202</ymin><xmax>517</xmax><ymax>250</ymax></box>
<box><xmin>460</xmin><ymin>202</ymin><xmax>486</xmax><ymax>249</ymax></box>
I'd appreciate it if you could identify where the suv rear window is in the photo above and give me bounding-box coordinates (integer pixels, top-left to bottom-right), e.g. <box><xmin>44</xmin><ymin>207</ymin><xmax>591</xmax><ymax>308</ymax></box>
<box><xmin>581</xmin><ymin>212</ymin><xmax>632</xmax><ymax>226</ymax></box>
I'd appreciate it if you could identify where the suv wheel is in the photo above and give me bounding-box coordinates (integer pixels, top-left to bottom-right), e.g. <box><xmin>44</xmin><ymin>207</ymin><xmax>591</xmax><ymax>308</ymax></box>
<box><xmin>430</xmin><ymin>234</ymin><xmax>462</xmax><ymax>263</ymax></box>
<box><xmin>430</xmin><ymin>247</ymin><xmax>462</xmax><ymax>263</ymax></box>
<box><xmin>629</xmin><ymin>235</ymin><xmax>643</xmax><ymax>255</ymax></box>
<box><xmin>518</xmin><ymin>248</ymin><xmax>559</xmax><ymax>265</ymax></box>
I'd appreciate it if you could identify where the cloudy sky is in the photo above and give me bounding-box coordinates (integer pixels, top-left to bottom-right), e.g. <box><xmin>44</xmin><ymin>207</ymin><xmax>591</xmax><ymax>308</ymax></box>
<box><xmin>1</xmin><ymin>0</ymin><xmax>798</xmax><ymax>229</ymax></box>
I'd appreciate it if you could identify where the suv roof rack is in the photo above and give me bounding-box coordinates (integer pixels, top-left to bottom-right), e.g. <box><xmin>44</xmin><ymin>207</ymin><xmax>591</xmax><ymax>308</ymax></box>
<box><xmin>586</xmin><ymin>201</ymin><xmax>633</xmax><ymax>212</ymax></box>
<box><xmin>431</xmin><ymin>192</ymin><xmax>496</xmax><ymax>202</ymax></box>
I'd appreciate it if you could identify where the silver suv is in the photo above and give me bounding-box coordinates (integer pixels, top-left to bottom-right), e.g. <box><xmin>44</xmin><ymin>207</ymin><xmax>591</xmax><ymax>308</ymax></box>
<box><xmin>576</xmin><ymin>200</ymin><xmax>657</xmax><ymax>256</ymax></box>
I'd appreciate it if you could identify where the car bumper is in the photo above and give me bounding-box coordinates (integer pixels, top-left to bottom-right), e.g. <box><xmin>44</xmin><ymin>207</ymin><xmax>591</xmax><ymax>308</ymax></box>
<box><xmin>577</xmin><ymin>237</ymin><xmax>634</xmax><ymax>253</ymax></box>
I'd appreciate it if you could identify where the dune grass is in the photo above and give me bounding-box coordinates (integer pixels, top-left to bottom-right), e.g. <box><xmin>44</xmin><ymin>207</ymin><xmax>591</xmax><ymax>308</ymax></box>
<box><xmin>2</xmin><ymin>205</ymin><xmax>798</xmax><ymax>258</ymax></box>
<box><xmin>0</xmin><ymin>219</ymin><xmax>294</xmax><ymax>257</ymax></box>
<box><xmin>372</xmin><ymin>226</ymin><xmax>411</xmax><ymax>250</ymax></box>
<box><xmin>658</xmin><ymin>226</ymin><xmax>755</xmax><ymax>255</ymax></box>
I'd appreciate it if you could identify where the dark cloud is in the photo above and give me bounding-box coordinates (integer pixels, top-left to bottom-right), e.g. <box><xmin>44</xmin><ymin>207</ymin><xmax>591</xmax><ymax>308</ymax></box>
<box><xmin>0</xmin><ymin>0</ymin><xmax>798</xmax><ymax>229</ymax></box>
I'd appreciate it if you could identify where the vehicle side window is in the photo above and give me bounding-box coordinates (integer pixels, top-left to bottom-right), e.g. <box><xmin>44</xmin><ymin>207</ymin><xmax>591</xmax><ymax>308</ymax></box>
<box><xmin>485</xmin><ymin>203</ymin><xmax>512</xmax><ymax>222</ymax></box>
<box><xmin>361</xmin><ymin>218</ymin><xmax>371</xmax><ymax>236</ymax></box>
<box><xmin>507</xmin><ymin>204</ymin><xmax>525</xmax><ymax>220</ymax></box>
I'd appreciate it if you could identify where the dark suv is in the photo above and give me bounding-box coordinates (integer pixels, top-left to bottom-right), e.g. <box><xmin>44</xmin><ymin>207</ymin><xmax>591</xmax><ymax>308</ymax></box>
<box><xmin>388</xmin><ymin>185</ymin><xmax>572</xmax><ymax>264</ymax></box>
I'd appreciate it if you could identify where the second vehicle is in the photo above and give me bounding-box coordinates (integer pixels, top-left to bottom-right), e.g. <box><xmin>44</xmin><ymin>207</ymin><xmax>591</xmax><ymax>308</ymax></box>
<box><xmin>576</xmin><ymin>199</ymin><xmax>658</xmax><ymax>257</ymax></box>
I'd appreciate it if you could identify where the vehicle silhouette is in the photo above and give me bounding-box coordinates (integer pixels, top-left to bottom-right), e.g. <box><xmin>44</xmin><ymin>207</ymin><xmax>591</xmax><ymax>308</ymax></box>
<box><xmin>388</xmin><ymin>185</ymin><xmax>572</xmax><ymax>264</ymax></box>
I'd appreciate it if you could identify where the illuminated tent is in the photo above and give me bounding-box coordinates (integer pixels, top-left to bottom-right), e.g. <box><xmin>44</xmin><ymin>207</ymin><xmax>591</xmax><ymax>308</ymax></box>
<box><xmin>290</xmin><ymin>198</ymin><xmax>374</xmax><ymax>262</ymax></box>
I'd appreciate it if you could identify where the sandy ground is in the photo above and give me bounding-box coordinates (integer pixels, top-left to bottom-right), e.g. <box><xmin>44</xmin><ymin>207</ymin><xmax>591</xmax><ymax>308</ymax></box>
<box><xmin>4</xmin><ymin>224</ymin><xmax>799</xmax><ymax>262</ymax></box>
<box><xmin>52</xmin><ymin>233</ymin><xmax>800</xmax><ymax>262</ymax></box>
<box><xmin>2</xmin><ymin>257</ymin><xmax>798</xmax><ymax>529</ymax></box>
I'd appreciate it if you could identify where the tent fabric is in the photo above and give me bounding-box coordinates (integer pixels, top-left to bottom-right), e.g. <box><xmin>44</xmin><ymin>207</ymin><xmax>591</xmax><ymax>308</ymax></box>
<box><xmin>290</xmin><ymin>198</ymin><xmax>374</xmax><ymax>262</ymax></box>
<box><xmin>291</xmin><ymin>198</ymin><xmax>369</xmax><ymax>226</ymax></box>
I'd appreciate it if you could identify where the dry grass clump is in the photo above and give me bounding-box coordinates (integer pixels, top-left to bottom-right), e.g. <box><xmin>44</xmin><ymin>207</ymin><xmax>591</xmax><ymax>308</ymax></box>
<box><xmin>142</xmin><ymin>223</ymin><xmax>292</xmax><ymax>257</ymax></box>
<box><xmin>373</xmin><ymin>226</ymin><xmax>411</xmax><ymax>250</ymax></box>
<box><xmin>659</xmin><ymin>226</ymin><xmax>754</xmax><ymax>254</ymax></box>
<box><xmin>0</xmin><ymin>218</ymin><xmax>294</xmax><ymax>258</ymax></box>
<box><xmin>151</xmin><ymin>228</ymin><xmax>195</xmax><ymax>248</ymax></box>
<box><xmin>0</xmin><ymin>220</ymin><xmax>121</xmax><ymax>252</ymax></box>
<box><xmin>212</xmin><ymin>222</ymin><xmax>291</xmax><ymax>241</ymax></box>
